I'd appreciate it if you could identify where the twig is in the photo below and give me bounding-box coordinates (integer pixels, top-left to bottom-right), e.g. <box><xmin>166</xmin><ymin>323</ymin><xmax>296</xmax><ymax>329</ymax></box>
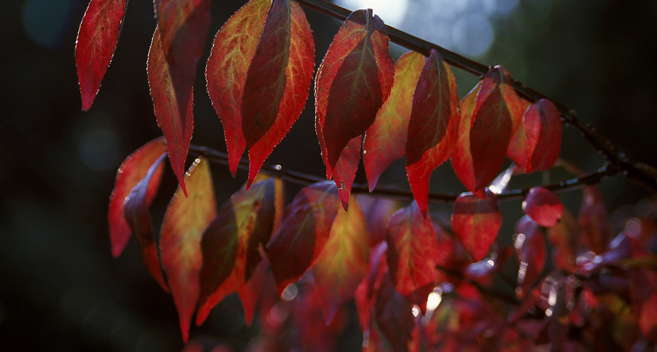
<box><xmin>296</xmin><ymin>0</ymin><xmax>657</xmax><ymax>193</ymax></box>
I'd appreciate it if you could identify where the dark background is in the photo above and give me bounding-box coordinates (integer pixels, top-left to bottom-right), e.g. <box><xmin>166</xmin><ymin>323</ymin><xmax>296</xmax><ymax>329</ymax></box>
<box><xmin>1</xmin><ymin>0</ymin><xmax>656</xmax><ymax>351</ymax></box>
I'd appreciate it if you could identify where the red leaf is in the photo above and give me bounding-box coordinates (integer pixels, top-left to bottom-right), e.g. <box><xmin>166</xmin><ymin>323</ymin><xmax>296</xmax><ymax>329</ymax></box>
<box><xmin>513</xmin><ymin>215</ymin><xmax>546</xmax><ymax>296</ymax></box>
<box><xmin>237</xmin><ymin>257</ymin><xmax>269</xmax><ymax>327</ymax></box>
<box><xmin>386</xmin><ymin>202</ymin><xmax>441</xmax><ymax>296</ymax></box>
<box><xmin>524</xmin><ymin>99</ymin><xmax>562</xmax><ymax>173</ymax></box>
<box><xmin>75</xmin><ymin>0</ymin><xmax>127</xmax><ymax>111</ymax></box>
<box><xmin>578</xmin><ymin>186</ymin><xmax>611</xmax><ymax>254</ymax></box>
<box><xmin>332</xmin><ymin>136</ymin><xmax>361</xmax><ymax>211</ymax></box>
<box><xmin>108</xmin><ymin>138</ymin><xmax>166</xmax><ymax>257</ymax></box>
<box><xmin>546</xmin><ymin>209</ymin><xmax>579</xmax><ymax>272</ymax></box>
<box><xmin>468</xmin><ymin>66</ymin><xmax>519</xmax><ymax>192</ymax></box>
<box><xmin>405</xmin><ymin>49</ymin><xmax>459</xmax><ymax>216</ymax></box>
<box><xmin>206</xmin><ymin>0</ymin><xmax>270</xmax><ymax>175</ymax></box>
<box><xmin>245</xmin><ymin>0</ymin><xmax>315</xmax><ymax>187</ymax></box>
<box><xmin>196</xmin><ymin>177</ymin><xmax>283</xmax><ymax>325</ymax></box>
<box><xmin>639</xmin><ymin>293</ymin><xmax>657</xmax><ymax>343</ymax></box>
<box><xmin>522</xmin><ymin>186</ymin><xmax>563</xmax><ymax>227</ymax></box>
<box><xmin>160</xmin><ymin>158</ymin><xmax>217</xmax><ymax>342</ymax></box>
<box><xmin>363</xmin><ymin>51</ymin><xmax>424</xmax><ymax>191</ymax></box>
<box><xmin>311</xmin><ymin>197</ymin><xmax>369</xmax><ymax>324</ymax></box>
<box><xmin>153</xmin><ymin>0</ymin><xmax>210</xmax><ymax>125</ymax></box>
<box><xmin>266</xmin><ymin>181</ymin><xmax>340</xmax><ymax>294</ymax></box>
<box><xmin>123</xmin><ymin>153</ymin><xmax>169</xmax><ymax>292</ymax></box>
<box><xmin>373</xmin><ymin>273</ymin><xmax>415</xmax><ymax>352</ymax></box>
<box><xmin>147</xmin><ymin>27</ymin><xmax>194</xmax><ymax>195</ymax></box>
<box><xmin>355</xmin><ymin>242</ymin><xmax>388</xmax><ymax>337</ymax></box>
<box><xmin>315</xmin><ymin>9</ymin><xmax>395</xmax><ymax>174</ymax></box>
<box><xmin>451</xmin><ymin>82</ymin><xmax>485</xmax><ymax>198</ymax></box>
<box><xmin>355</xmin><ymin>195</ymin><xmax>400</xmax><ymax>246</ymax></box>
<box><xmin>506</xmin><ymin>100</ymin><xmax>532</xmax><ymax>168</ymax></box>
<box><xmin>451</xmin><ymin>189</ymin><xmax>502</xmax><ymax>261</ymax></box>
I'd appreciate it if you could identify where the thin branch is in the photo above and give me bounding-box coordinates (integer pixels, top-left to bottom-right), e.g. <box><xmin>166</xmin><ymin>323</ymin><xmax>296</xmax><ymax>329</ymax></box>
<box><xmin>189</xmin><ymin>144</ymin><xmax>616</xmax><ymax>205</ymax></box>
<box><xmin>296</xmin><ymin>0</ymin><xmax>657</xmax><ymax>193</ymax></box>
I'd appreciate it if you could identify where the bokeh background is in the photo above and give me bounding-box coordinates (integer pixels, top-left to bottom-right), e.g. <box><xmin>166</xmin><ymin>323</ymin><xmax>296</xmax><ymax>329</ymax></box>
<box><xmin>1</xmin><ymin>0</ymin><xmax>656</xmax><ymax>350</ymax></box>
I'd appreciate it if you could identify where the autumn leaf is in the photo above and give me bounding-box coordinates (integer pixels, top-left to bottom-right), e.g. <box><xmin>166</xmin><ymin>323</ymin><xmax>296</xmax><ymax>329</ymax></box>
<box><xmin>451</xmin><ymin>189</ymin><xmax>502</xmax><ymax>261</ymax></box>
<box><xmin>196</xmin><ymin>177</ymin><xmax>283</xmax><ymax>325</ymax></box>
<box><xmin>147</xmin><ymin>27</ymin><xmax>194</xmax><ymax>195</ymax></box>
<box><xmin>363</xmin><ymin>51</ymin><xmax>424</xmax><ymax>191</ymax></box>
<box><xmin>356</xmin><ymin>195</ymin><xmax>400</xmax><ymax>246</ymax></box>
<box><xmin>160</xmin><ymin>158</ymin><xmax>217</xmax><ymax>342</ymax></box>
<box><xmin>153</xmin><ymin>0</ymin><xmax>210</xmax><ymax>125</ymax></box>
<box><xmin>578</xmin><ymin>186</ymin><xmax>611</xmax><ymax>254</ymax></box>
<box><xmin>522</xmin><ymin>186</ymin><xmax>563</xmax><ymax>227</ymax></box>
<box><xmin>524</xmin><ymin>99</ymin><xmax>562</xmax><ymax>173</ymax></box>
<box><xmin>639</xmin><ymin>293</ymin><xmax>657</xmax><ymax>343</ymax></box>
<box><xmin>332</xmin><ymin>136</ymin><xmax>361</xmax><ymax>211</ymax></box>
<box><xmin>354</xmin><ymin>241</ymin><xmax>388</xmax><ymax>340</ymax></box>
<box><xmin>75</xmin><ymin>0</ymin><xmax>127</xmax><ymax>111</ymax></box>
<box><xmin>123</xmin><ymin>153</ymin><xmax>169</xmax><ymax>292</ymax></box>
<box><xmin>546</xmin><ymin>209</ymin><xmax>579</xmax><ymax>272</ymax></box>
<box><xmin>405</xmin><ymin>49</ymin><xmax>459</xmax><ymax>217</ymax></box>
<box><xmin>266</xmin><ymin>181</ymin><xmax>340</xmax><ymax>294</ymax></box>
<box><xmin>108</xmin><ymin>138</ymin><xmax>166</xmax><ymax>258</ymax></box>
<box><xmin>315</xmin><ymin>9</ymin><xmax>395</xmax><ymax>174</ymax></box>
<box><xmin>513</xmin><ymin>215</ymin><xmax>546</xmax><ymax>296</ymax></box>
<box><xmin>311</xmin><ymin>197</ymin><xmax>369</xmax><ymax>324</ymax></box>
<box><xmin>386</xmin><ymin>202</ymin><xmax>441</xmax><ymax>295</ymax></box>
<box><xmin>373</xmin><ymin>273</ymin><xmax>415</xmax><ymax>352</ymax></box>
<box><xmin>206</xmin><ymin>0</ymin><xmax>270</xmax><ymax>175</ymax></box>
<box><xmin>451</xmin><ymin>82</ymin><xmax>485</xmax><ymax>198</ymax></box>
<box><xmin>237</xmin><ymin>257</ymin><xmax>270</xmax><ymax>326</ymax></box>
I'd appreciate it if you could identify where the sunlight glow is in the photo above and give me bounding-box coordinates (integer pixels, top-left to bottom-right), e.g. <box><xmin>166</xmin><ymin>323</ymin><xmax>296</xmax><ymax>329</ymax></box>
<box><xmin>335</xmin><ymin>0</ymin><xmax>409</xmax><ymax>27</ymax></box>
<box><xmin>426</xmin><ymin>291</ymin><xmax>442</xmax><ymax>311</ymax></box>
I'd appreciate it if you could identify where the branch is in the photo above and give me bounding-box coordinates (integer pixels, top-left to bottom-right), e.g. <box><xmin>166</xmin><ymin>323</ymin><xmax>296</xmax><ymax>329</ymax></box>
<box><xmin>296</xmin><ymin>0</ymin><xmax>657</xmax><ymax>193</ymax></box>
<box><xmin>189</xmin><ymin>144</ymin><xmax>616</xmax><ymax>205</ymax></box>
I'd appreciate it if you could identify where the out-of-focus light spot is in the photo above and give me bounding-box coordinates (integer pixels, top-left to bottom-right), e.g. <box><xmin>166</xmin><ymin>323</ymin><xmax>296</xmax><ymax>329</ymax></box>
<box><xmin>426</xmin><ymin>291</ymin><xmax>442</xmax><ymax>311</ymax></box>
<box><xmin>518</xmin><ymin>261</ymin><xmax>528</xmax><ymax>283</ymax></box>
<box><xmin>547</xmin><ymin>287</ymin><xmax>557</xmax><ymax>307</ymax></box>
<box><xmin>281</xmin><ymin>283</ymin><xmax>298</xmax><ymax>301</ymax></box>
<box><xmin>453</xmin><ymin>14</ymin><xmax>494</xmax><ymax>57</ymax></box>
<box><xmin>624</xmin><ymin>218</ymin><xmax>642</xmax><ymax>239</ymax></box>
<box><xmin>22</xmin><ymin>0</ymin><xmax>76</xmax><ymax>49</ymax></box>
<box><xmin>79</xmin><ymin>128</ymin><xmax>120</xmax><ymax>172</ymax></box>
<box><xmin>411</xmin><ymin>305</ymin><xmax>420</xmax><ymax>317</ymax></box>
<box><xmin>334</xmin><ymin>0</ymin><xmax>409</xmax><ymax>28</ymax></box>
<box><xmin>267</xmin><ymin>302</ymin><xmax>289</xmax><ymax>325</ymax></box>
<box><xmin>514</xmin><ymin>233</ymin><xmax>526</xmax><ymax>249</ymax></box>
<box><xmin>486</xmin><ymin>259</ymin><xmax>495</xmax><ymax>267</ymax></box>
<box><xmin>545</xmin><ymin>308</ymin><xmax>553</xmax><ymax>317</ymax></box>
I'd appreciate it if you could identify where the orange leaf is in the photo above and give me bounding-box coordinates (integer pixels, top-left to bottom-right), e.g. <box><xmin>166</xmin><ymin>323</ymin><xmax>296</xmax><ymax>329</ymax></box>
<box><xmin>108</xmin><ymin>137</ymin><xmax>166</xmax><ymax>258</ymax></box>
<box><xmin>311</xmin><ymin>197</ymin><xmax>369</xmax><ymax>324</ymax></box>
<box><xmin>405</xmin><ymin>49</ymin><xmax>459</xmax><ymax>216</ymax></box>
<box><xmin>315</xmin><ymin>9</ymin><xmax>395</xmax><ymax>174</ymax></box>
<box><xmin>75</xmin><ymin>0</ymin><xmax>127</xmax><ymax>111</ymax></box>
<box><xmin>147</xmin><ymin>27</ymin><xmax>194</xmax><ymax>195</ymax></box>
<box><xmin>364</xmin><ymin>51</ymin><xmax>424</xmax><ymax>191</ymax></box>
<box><xmin>451</xmin><ymin>189</ymin><xmax>502</xmax><ymax>261</ymax></box>
<box><xmin>160</xmin><ymin>158</ymin><xmax>217</xmax><ymax>342</ymax></box>
<box><xmin>196</xmin><ymin>177</ymin><xmax>283</xmax><ymax>325</ymax></box>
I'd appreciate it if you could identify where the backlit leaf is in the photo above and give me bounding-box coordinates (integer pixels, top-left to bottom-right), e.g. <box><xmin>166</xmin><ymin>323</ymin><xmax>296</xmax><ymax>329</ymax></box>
<box><xmin>386</xmin><ymin>202</ymin><xmax>440</xmax><ymax>295</ymax></box>
<box><xmin>506</xmin><ymin>100</ymin><xmax>532</xmax><ymax>168</ymax></box>
<box><xmin>160</xmin><ymin>158</ymin><xmax>217</xmax><ymax>342</ymax></box>
<box><xmin>147</xmin><ymin>27</ymin><xmax>194</xmax><ymax>195</ymax></box>
<box><xmin>639</xmin><ymin>293</ymin><xmax>657</xmax><ymax>343</ymax></box>
<box><xmin>522</xmin><ymin>186</ymin><xmax>563</xmax><ymax>227</ymax></box>
<box><xmin>332</xmin><ymin>136</ymin><xmax>361</xmax><ymax>211</ymax></box>
<box><xmin>524</xmin><ymin>99</ymin><xmax>562</xmax><ymax>173</ymax></box>
<box><xmin>206</xmin><ymin>0</ymin><xmax>270</xmax><ymax>175</ymax></box>
<box><xmin>451</xmin><ymin>82</ymin><xmax>485</xmax><ymax>198</ymax></box>
<box><xmin>451</xmin><ymin>189</ymin><xmax>502</xmax><ymax>261</ymax></box>
<box><xmin>546</xmin><ymin>209</ymin><xmax>579</xmax><ymax>272</ymax></box>
<box><xmin>245</xmin><ymin>0</ymin><xmax>315</xmax><ymax>187</ymax></box>
<box><xmin>108</xmin><ymin>137</ymin><xmax>166</xmax><ymax>257</ymax></box>
<box><xmin>311</xmin><ymin>197</ymin><xmax>369</xmax><ymax>324</ymax></box>
<box><xmin>153</xmin><ymin>0</ymin><xmax>210</xmax><ymax>124</ymax></box>
<box><xmin>315</xmin><ymin>9</ymin><xmax>395</xmax><ymax>174</ymax></box>
<box><xmin>123</xmin><ymin>153</ymin><xmax>169</xmax><ymax>292</ymax></box>
<box><xmin>75</xmin><ymin>0</ymin><xmax>127</xmax><ymax>111</ymax></box>
<box><xmin>405</xmin><ymin>49</ymin><xmax>459</xmax><ymax>216</ymax></box>
<box><xmin>513</xmin><ymin>215</ymin><xmax>546</xmax><ymax>296</ymax></box>
<box><xmin>237</xmin><ymin>257</ymin><xmax>269</xmax><ymax>326</ymax></box>
<box><xmin>355</xmin><ymin>241</ymin><xmax>387</xmax><ymax>339</ymax></box>
<box><xmin>578</xmin><ymin>186</ymin><xmax>611</xmax><ymax>254</ymax></box>
<box><xmin>196</xmin><ymin>177</ymin><xmax>283</xmax><ymax>325</ymax></box>
<box><xmin>373</xmin><ymin>273</ymin><xmax>415</xmax><ymax>352</ymax></box>
<box><xmin>363</xmin><ymin>51</ymin><xmax>424</xmax><ymax>191</ymax></box>
<box><xmin>266</xmin><ymin>181</ymin><xmax>340</xmax><ymax>294</ymax></box>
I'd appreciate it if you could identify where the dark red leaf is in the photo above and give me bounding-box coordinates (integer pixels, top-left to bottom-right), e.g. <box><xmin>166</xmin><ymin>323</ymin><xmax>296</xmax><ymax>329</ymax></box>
<box><xmin>147</xmin><ymin>27</ymin><xmax>194</xmax><ymax>195</ymax></box>
<box><xmin>123</xmin><ymin>153</ymin><xmax>169</xmax><ymax>292</ymax></box>
<box><xmin>153</xmin><ymin>0</ymin><xmax>210</xmax><ymax>125</ymax></box>
<box><xmin>451</xmin><ymin>189</ymin><xmax>502</xmax><ymax>261</ymax></box>
<box><xmin>451</xmin><ymin>82</ymin><xmax>485</xmax><ymax>198</ymax></box>
<box><xmin>315</xmin><ymin>9</ymin><xmax>394</xmax><ymax>174</ymax></box>
<box><xmin>506</xmin><ymin>100</ymin><xmax>532</xmax><ymax>168</ymax></box>
<box><xmin>386</xmin><ymin>202</ymin><xmax>441</xmax><ymax>295</ymax></box>
<box><xmin>524</xmin><ymin>99</ymin><xmax>562</xmax><ymax>173</ymax></box>
<box><xmin>578</xmin><ymin>186</ymin><xmax>611</xmax><ymax>254</ymax></box>
<box><xmin>523</xmin><ymin>186</ymin><xmax>563</xmax><ymax>227</ymax></box>
<box><xmin>108</xmin><ymin>137</ymin><xmax>166</xmax><ymax>257</ymax></box>
<box><xmin>363</xmin><ymin>51</ymin><xmax>424</xmax><ymax>191</ymax></box>
<box><xmin>237</xmin><ymin>256</ymin><xmax>269</xmax><ymax>326</ymax></box>
<box><xmin>332</xmin><ymin>136</ymin><xmax>361</xmax><ymax>211</ymax></box>
<box><xmin>354</xmin><ymin>242</ymin><xmax>388</xmax><ymax>338</ymax></box>
<box><xmin>405</xmin><ymin>49</ymin><xmax>459</xmax><ymax>217</ymax></box>
<box><xmin>75</xmin><ymin>0</ymin><xmax>127</xmax><ymax>111</ymax></box>
<box><xmin>266</xmin><ymin>181</ymin><xmax>340</xmax><ymax>294</ymax></box>
<box><xmin>160</xmin><ymin>158</ymin><xmax>217</xmax><ymax>342</ymax></box>
<box><xmin>311</xmin><ymin>197</ymin><xmax>369</xmax><ymax>324</ymax></box>
<box><xmin>373</xmin><ymin>273</ymin><xmax>415</xmax><ymax>352</ymax></box>
<box><xmin>547</xmin><ymin>209</ymin><xmax>579</xmax><ymax>272</ymax></box>
<box><xmin>196</xmin><ymin>177</ymin><xmax>283</xmax><ymax>325</ymax></box>
<box><xmin>513</xmin><ymin>215</ymin><xmax>546</xmax><ymax>296</ymax></box>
